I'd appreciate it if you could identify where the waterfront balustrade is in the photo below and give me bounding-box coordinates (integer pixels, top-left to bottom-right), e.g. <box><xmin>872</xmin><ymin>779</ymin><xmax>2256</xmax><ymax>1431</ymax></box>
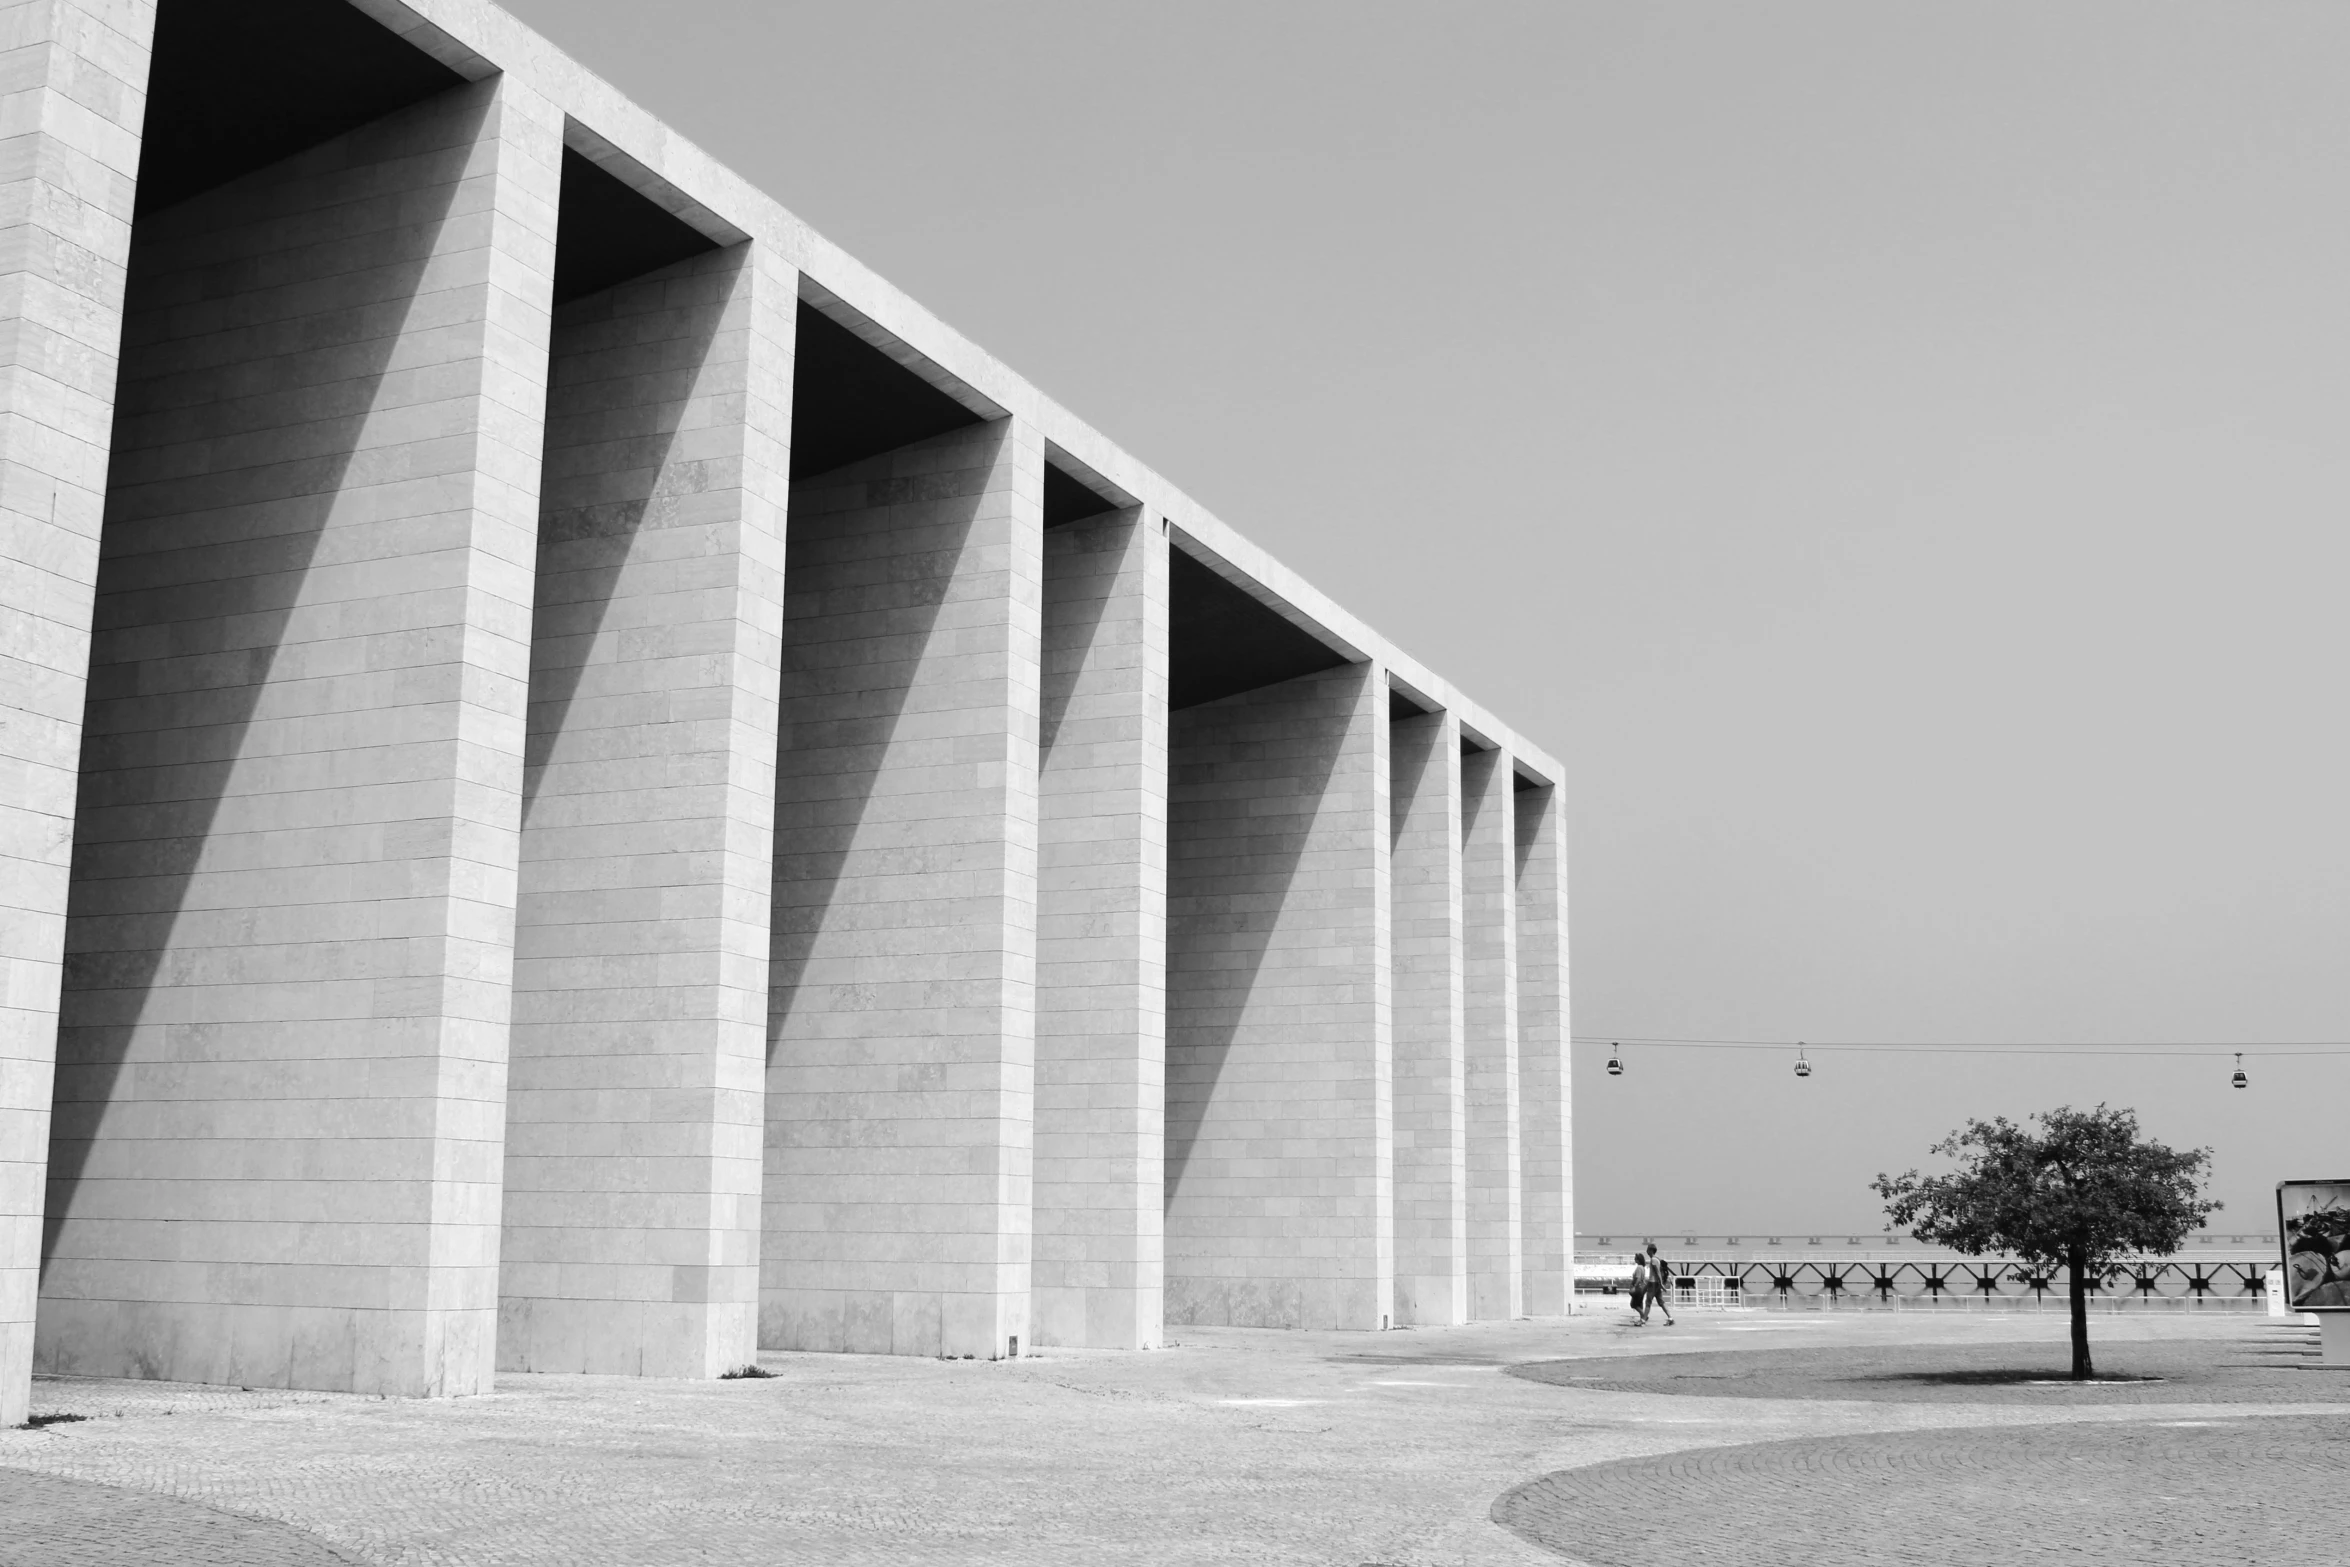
<box><xmin>1573</xmin><ymin>1249</ymin><xmax>2278</xmax><ymax>1308</ymax></box>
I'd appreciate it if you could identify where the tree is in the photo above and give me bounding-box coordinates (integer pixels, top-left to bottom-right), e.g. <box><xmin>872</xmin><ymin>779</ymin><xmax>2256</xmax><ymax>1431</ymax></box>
<box><xmin>1872</xmin><ymin>1105</ymin><xmax>2219</xmax><ymax>1380</ymax></box>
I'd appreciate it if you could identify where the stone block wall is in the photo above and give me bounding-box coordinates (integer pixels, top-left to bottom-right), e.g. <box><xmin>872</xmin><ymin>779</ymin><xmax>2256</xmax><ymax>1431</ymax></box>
<box><xmin>1515</xmin><ymin>781</ymin><xmax>1572</xmax><ymax>1315</ymax></box>
<box><xmin>763</xmin><ymin>418</ymin><xmax>1044</xmax><ymax>1359</ymax></box>
<box><xmin>38</xmin><ymin>76</ymin><xmax>559</xmax><ymax>1397</ymax></box>
<box><xmin>1388</xmin><ymin>708</ymin><xmax>1464</xmax><ymax>1326</ymax></box>
<box><xmin>1165</xmin><ymin>662</ymin><xmax>1392</xmax><ymax>1330</ymax></box>
<box><xmin>1462</xmin><ymin>747</ymin><xmax>1522</xmax><ymax>1322</ymax></box>
<box><xmin>0</xmin><ymin>0</ymin><xmax>152</xmax><ymax>1431</ymax></box>
<box><xmin>499</xmin><ymin>242</ymin><xmax>792</xmax><ymax>1377</ymax></box>
<box><xmin>1033</xmin><ymin>506</ymin><xmax>1168</xmax><ymax>1349</ymax></box>
<box><xmin>0</xmin><ymin>0</ymin><xmax>1568</xmax><ymax>1414</ymax></box>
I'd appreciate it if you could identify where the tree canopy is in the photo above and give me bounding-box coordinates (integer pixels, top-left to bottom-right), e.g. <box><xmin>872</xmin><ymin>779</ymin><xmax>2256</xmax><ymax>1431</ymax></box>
<box><xmin>1873</xmin><ymin>1104</ymin><xmax>2220</xmax><ymax>1378</ymax></box>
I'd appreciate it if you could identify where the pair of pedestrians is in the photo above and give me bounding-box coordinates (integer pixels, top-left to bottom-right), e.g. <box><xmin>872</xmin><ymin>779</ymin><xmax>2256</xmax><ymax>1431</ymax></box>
<box><xmin>1628</xmin><ymin>1243</ymin><xmax>1676</xmax><ymax>1326</ymax></box>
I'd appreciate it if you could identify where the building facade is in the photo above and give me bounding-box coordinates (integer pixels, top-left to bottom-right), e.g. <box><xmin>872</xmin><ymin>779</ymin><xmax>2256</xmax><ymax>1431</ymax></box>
<box><xmin>0</xmin><ymin>0</ymin><xmax>1569</xmax><ymax>1422</ymax></box>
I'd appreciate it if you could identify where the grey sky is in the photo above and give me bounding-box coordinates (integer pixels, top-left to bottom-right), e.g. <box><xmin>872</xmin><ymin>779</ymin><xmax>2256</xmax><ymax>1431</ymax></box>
<box><xmin>502</xmin><ymin>0</ymin><xmax>2350</xmax><ymax>1237</ymax></box>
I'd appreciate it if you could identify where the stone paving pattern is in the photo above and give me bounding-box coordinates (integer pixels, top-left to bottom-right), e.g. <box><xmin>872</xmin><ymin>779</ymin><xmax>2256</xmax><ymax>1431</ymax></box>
<box><xmin>4</xmin><ymin>1311</ymin><xmax>2342</xmax><ymax>1565</ymax></box>
<box><xmin>0</xmin><ymin>1469</ymin><xmax>356</xmax><ymax>1567</ymax></box>
<box><xmin>1497</xmin><ymin>1418</ymin><xmax>2333</xmax><ymax>1565</ymax></box>
<box><xmin>1512</xmin><ymin>1331</ymin><xmax>2350</xmax><ymax>1403</ymax></box>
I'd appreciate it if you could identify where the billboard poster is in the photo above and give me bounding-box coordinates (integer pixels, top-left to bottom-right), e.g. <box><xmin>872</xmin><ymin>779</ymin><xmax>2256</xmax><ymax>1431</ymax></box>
<box><xmin>2278</xmin><ymin>1180</ymin><xmax>2350</xmax><ymax>1311</ymax></box>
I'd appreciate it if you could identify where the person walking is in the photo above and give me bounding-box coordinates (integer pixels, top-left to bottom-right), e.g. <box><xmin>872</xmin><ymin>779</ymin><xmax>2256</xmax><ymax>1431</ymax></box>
<box><xmin>1645</xmin><ymin>1243</ymin><xmax>1677</xmax><ymax>1326</ymax></box>
<box><xmin>1627</xmin><ymin>1251</ymin><xmax>1651</xmax><ymax>1325</ymax></box>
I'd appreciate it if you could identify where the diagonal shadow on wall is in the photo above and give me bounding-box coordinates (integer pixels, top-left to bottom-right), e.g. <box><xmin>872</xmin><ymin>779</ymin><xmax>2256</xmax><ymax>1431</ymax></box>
<box><xmin>1162</xmin><ymin>668</ymin><xmax>1355</xmax><ymax>1202</ymax></box>
<box><xmin>521</xmin><ymin>246</ymin><xmax>747</xmax><ymax>823</ymax></box>
<box><xmin>1038</xmin><ymin>513</ymin><xmax>1137</xmax><ymax>760</ymax></box>
<box><xmin>42</xmin><ymin>91</ymin><xmax>493</xmax><ymax>1275</ymax></box>
<box><xmin>764</xmin><ymin>423</ymin><xmax>1007</xmax><ymax>1058</ymax></box>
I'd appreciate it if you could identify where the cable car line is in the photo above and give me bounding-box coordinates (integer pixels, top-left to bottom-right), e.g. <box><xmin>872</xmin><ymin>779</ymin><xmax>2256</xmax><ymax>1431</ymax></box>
<box><xmin>1573</xmin><ymin>1034</ymin><xmax>2348</xmax><ymax>1057</ymax></box>
<box><xmin>1580</xmin><ymin>1033</ymin><xmax>2310</xmax><ymax>1087</ymax></box>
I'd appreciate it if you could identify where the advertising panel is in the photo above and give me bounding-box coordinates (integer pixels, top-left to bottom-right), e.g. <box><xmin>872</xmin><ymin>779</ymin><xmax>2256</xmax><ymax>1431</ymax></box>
<box><xmin>2277</xmin><ymin>1180</ymin><xmax>2350</xmax><ymax>1311</ymax></box>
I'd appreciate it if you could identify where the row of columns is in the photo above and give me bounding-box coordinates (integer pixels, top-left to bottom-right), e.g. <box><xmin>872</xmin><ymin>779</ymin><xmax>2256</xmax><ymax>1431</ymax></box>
<box><xmin>0</xmin><ymin>36</ymin><xmax>1567</xmax><ymax>1423</ymax></box>
<box><xmin>1160</xmin><ymin>662</ymin><xmax>1570</xmax><ymax>1335</ymax></box>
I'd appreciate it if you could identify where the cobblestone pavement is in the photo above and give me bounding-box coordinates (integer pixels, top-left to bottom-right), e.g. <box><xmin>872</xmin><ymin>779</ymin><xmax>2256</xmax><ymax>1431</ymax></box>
<box><xmin>0</xmin><ymin>1469</ymin><xmax>357</xmax><ymax>1566</ymax></box>
<box><xmin>1510</xmin><ymin>1326</ymin><xmax>2346</xmax><ymax>1403</ymax></box>
<box><xmin>1495</xmin><ymin>1416</ymin><xmax>2340</xmax><ymax>1565</ymax></box>
<box><xmin>1</xmin><ymin>1311</ymin><xmax>2337</xmax><ymax>1565</ymax></box>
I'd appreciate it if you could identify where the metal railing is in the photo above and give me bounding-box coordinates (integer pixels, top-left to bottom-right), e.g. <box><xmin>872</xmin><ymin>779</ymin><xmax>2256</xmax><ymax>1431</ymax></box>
<box><xmin>1575</xmin><ymin>1253</ymin><xmax>2276</xmax><ymax>1308</ymax></box>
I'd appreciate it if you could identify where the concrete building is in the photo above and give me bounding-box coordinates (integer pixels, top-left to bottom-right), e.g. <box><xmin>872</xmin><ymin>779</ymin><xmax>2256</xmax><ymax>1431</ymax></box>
<box><xmin>0</xmin><ymin>0</ymin><xmax>1569</xmax><ymax>1422</ymax></box>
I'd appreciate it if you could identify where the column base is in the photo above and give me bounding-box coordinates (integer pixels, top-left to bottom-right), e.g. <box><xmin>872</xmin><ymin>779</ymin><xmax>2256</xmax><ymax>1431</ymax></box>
<box><xmin>760</xmin><ymin>1288</ymin><xmax>1025</xmax><ymax>1359</ymax></box>
<box><xmin>1523</xmin><ymin>1270</ymin><xmax>1572</xmax><ymax>1316</ymax></box>
<box><xmin>1166</xmin><ymin>1275</ymin><xmax>1387</xmax><ymax>1331</ymax></box>
<box><xmin>33</xmin><ymin>1299</ymin><xmax>494</xmax><ymax>1397</ymax></box>
<box><xmin>1394</xmin><ymin>1274</ymin><xmax>1466</xmax><ymax>1326</ymax></box>
<box><xmin>1033</xmin><ymin>1283</ymin><xmax>1162</xmax><ymax>1350</ymax></box>
<box><xmin>497</xmin><ymin>1296</ymin><xmax>757</xmax><ymax>1378</ymax></box>
<box><xmin>0</xmin><ymin>1319</ymin><xmax>30</xmax><ymax>1427</ymax></box>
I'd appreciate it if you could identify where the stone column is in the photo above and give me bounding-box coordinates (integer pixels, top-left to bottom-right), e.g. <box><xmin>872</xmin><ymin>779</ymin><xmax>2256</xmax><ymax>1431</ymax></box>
<box><xmin>1462</xmin><ymin>746</ymin><xmax>1521</xmax><ymax>1321</ymax></box>
<box><xmin>1033</xmin><ymin>505</ymin><xmax>1168</xmax><ymax>1349</ymax></box>
<box><xmin>39</xmin><ymin>76</ymin><xmax>560</xmax><ymax>1397</ymax></box>
<box><xmin>764</xmin><ymin>416</ymin><xmax>1042</xmax><ymax>1359</ymax></box>
<box><xmin>498</xmin><ymin>242</ymin><xmax>792</xmax><ymax>1377</ymax></box>
<box><xmin>1166</xmin><ymin>661</ymin><xmax>1392</xmax><ymax>1330</ymax></box>
<box><xmin>1388</xmin><ymin>706</ymin><xmax>1464</xmax><ymax>1326</ymax></box>
<box><xmin>0</xmin><ymin>0</ymin><xmax>152</xmax><ymax>1430</ymax></box>
<box><xmin>1515</xmin><ymin>778</ymin><xmax>1572</xmax><ymax>1313</ymax></box>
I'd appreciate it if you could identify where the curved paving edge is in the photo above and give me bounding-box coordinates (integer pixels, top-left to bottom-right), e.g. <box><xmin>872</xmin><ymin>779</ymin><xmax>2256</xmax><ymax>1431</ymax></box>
<box><xmin>1506</xmin><ymin>1331</ymin><xmax>2350</xmax><ymax>1404</ymax></box>
<box><xmin>1489</xmin><ymin>1413</ymin><xmax>2338</xmax><ymax>1567</ymax></box>
<box><xmin>0</xmin><ymin>1464</ymin><xmax>359</xmax><ymax>1567</ymax></box>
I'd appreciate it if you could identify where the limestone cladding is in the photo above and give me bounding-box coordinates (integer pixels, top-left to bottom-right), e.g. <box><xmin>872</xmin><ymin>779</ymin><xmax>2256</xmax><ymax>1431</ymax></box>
<box><xmin>0</xmin><ymin>0</ymin><xmax>152</xmax><ymax>1430</ymax></box>
<box><xmin>1033</xmin><ymin>507</ymin><xmax>1168</xmax><ymax>1350</ymax></box>
<box><xmin>763</xmin><ymin>418</ymin><xmax>1043</xmax><ymax>1360</ymax></box>
<box><xmin>37</xmin><ymin>76</ymin><xmax>561</xmax><ymax>1397</ymax></box>
<box><xmin>1461</xmin><ymin>747</ymin><xmax>1521</xmax><ymax>1322</ymax></box>
<box><xmin>1165</xmin><ymin>663</ymin><xmax>1394</xmax><ymax>1331</ymax></box>
<box><xmin>1515</xmin><ymin>781</ymin><xmax>1572</xmax><ymax>1312</ymax></box>
<box><xmin>1386</xmin><ymin>708</ymin><xmax>1465</xmax><ymax>1327</ymax></box>
<box><xmin>499</xmin><ymin>242</ymin><xmax>793</xmax><ymax>1377</ymax></box>
<box><xmin>0</xmin><ymin>0</ymin><xmax>1570</xmax><ymax>1415</ymax></box>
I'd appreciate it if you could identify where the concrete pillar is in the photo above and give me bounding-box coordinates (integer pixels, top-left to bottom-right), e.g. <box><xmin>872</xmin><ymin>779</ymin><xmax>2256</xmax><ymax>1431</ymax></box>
<box><xmin>497</xmin><ymin>242</ymin><xmax>791</xmax><ymax>1377</ymax></box>
<box><xmin>764</xmin><ymin>416</ymin><xmax>1042</xmax><ymax>1359</ymax></box>
<box><xmin>0</xmin><ymin>0</ymin><xmax>152</xmax><ymax>1430</ymax></box>
<box><xmin>1166</xmin><ymin>661</ymin><xmax>1392</xmax><ymax>1330</ymax></box>
<box><xmin>1033</xmin><ymin>505</ymin><xmax>1167</xmax><ymax>1349</ymax></box>
<box><xmin>1387</xmin><ymin>707</ymin><xmax>1464</xmax><ymax>1326</ymax></box>
<box><xmin>1515</xmin><ymin>778</ymin><xmax>1572</xmax><ymax>1313</ymax></box>
<box><xmin>1462</xmin><ymin>746</ymin><xmax>1521</xmax><ymax>1320</ymax></box>
<box><xmin>39</xmin><ymin>76</ymin><xmax>560</xmax><ymax>1397</ymax></box>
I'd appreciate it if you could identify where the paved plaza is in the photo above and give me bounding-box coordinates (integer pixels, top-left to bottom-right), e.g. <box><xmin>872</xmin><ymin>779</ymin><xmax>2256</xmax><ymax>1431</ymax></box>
<box><xmin>3</xmin><ymin>1307</ymin><xmax>2341</xmax><ymax>1564</ymax></box>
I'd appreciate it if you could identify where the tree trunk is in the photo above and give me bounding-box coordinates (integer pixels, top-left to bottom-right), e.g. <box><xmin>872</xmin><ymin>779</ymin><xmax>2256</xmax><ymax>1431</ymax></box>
<box><xmin>2067</xmin><ymin>1246</ymin><xmax>2092</xmax><ymax>1381</ymax></box>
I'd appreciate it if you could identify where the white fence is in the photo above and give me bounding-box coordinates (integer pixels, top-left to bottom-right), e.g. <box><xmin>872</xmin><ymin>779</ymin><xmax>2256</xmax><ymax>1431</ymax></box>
<box><xmin>1679</xmin><ymin>1277</ymin><xmax>1739</xmax><ymax>1310</ymax></box>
